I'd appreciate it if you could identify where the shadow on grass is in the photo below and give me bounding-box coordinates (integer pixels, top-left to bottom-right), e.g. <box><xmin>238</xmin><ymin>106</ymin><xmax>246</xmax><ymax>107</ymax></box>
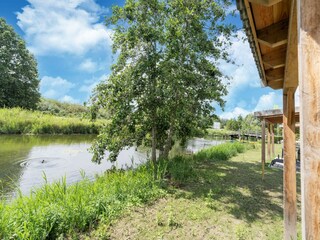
<box><xmin>168</xmin><ymin>156</ymin><xmax>299</xmax><ymax>223</ymax></box>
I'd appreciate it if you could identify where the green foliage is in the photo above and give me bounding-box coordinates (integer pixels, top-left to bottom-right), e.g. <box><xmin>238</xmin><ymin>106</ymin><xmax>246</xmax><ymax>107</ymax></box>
<box><xmin>224</xmin><ymin>114</ymin><xmax>261</xmax><ymax>134</ymax></box>
<box><xmin>0</xmin><ymin>108</ymin><xmax>105</xmax><ymax>134</ymax></box>
<box><xmin>37</xmin><ymin>98</ymin><xmax>109</xmax><ymax>119</ymax></box>
<box><xmin>0</xmin><ymin>166</ymin><xmax>164</xmax><ymax>239</ymax></box>
<box><xmin>194</xmin><ymin>142</ymin><xmax>247</xmax><ymax>162</ymax></box>
<box><xmin>37</xmin><ymin>98</ymin><xmax>87</xmax><ymax>117</ymax></box>
<box><xmin>165</xmin><ymin>155</ymin><xmax>195</xmax><ymax>183</ymax></box>
<box><xmin>225</xmin><ymin>118</ymin><xmax>241</xmax><ymax>131</ymax></box>
<box><xmin>91</xmin><ymin>0</ymin><xmax>234</xmax><ymax>177</ymax></box>
<box><xmin>0</xmin><ymin>18</ymin><xmax>40</xmax><ymax>109</ymax></box>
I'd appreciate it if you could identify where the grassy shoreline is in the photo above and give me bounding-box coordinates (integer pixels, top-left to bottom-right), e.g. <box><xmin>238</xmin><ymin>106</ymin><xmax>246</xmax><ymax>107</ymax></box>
<box><xmin>0</xmin><ymin>108</ymin><xmax>106</xmax><ymax>134</ymax></box>
<box><xmin>85</xmin><ymin>143</ymin><xmax>302</xmax><ymax>240</ymax></box>
<box><xmin>0</xmin><ymin>142</ymin><xmax>248</xmax><ymax>239</ymax></box>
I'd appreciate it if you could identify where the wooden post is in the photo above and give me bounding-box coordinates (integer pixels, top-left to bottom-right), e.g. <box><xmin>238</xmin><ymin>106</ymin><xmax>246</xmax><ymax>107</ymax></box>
<box><xmin>298</xmin><ymin>0</ymin><xmax>320</xmax><ymax>238</ymax></box>
<box><xmin>267</xmin><ymin>123</ymin><xmax>271</xmax><ymax>160</ymax></box>
<box><xmin>283</xmin><ymin>88</ymin><xmax>297</xmax><ymax>240</ymax></box>
<box><xmin>271</xmin><ymin>124</ymin><xmax>275</xmax><ymax>158</ymax></box>
<box><xmin>261</xmin><ymin>119</ymin><xmax>266</xmax><ymax>179</ymax></box>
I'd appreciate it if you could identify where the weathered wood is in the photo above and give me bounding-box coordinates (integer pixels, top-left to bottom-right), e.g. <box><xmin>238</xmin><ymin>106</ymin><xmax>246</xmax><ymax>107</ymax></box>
<box><xmin>249</xmin><ymin>0</ymin><xmax>283</xmax><ymax>7</ymax></box>
<box><xmin>261</xmin><ymin>119</ymin><xmax>266</xmax><ymax>179</ymax></box>
<box><xmin>263</xmin><ymin>47</ymin><xmax>286</xmax><ymax>69</ymax></box>
<box><xmin>298</xmin><ymin>0</ymin><xmax>320</xmax><ymax>238</ymax></box>
<box><xmin>244</xmin><ymin>0</ymin><xmax>267</xmax><ymax>86</ymax></box>
<box><xmin>267</xmin><ymin>123</ymin><xmax>271</xmax><ymax>160</ymax></box>
<box><xmin>283</xmin><ymin>88</ymin><xmax>297</xmax><ymax>240</ymax></box>
<box><xmin>271</xmin><ymin>124</ymin><xmax>275</xmax><ymax>157</ymax></box>
<box><xmin>283</xmin><ymin>0</ymin><xmax>298</xmax><ymax>91</ymax></box>
<box><xmin>268</xmin><ymin>80</ymin><xmax>283</xmax><ymax>89</ymax></box>
<box><xmin>257</xmin><ymin>19</ymin><xmax>289</xmax><ymax>48</ymax></box>
<box><xmin>266</xmin><ymin>67</ymin><xmax>285</xmax><ymax>82</ymax></box>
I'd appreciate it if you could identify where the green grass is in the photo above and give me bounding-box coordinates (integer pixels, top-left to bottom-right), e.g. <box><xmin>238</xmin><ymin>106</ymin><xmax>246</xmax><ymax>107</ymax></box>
<box><xmin>0</xmin><ymin>108</ymin><xmax>106</xmax><ymax>134</ymax></box>
<box><xmin>84</xmin><ymin>143</ymin><xmax>302</xmax><ymax>240</ymax></box>
<box><xmin>0</xmin><ymin>167</ymin><xmax>165</xmax><ymax>239</ymax></box>
<box><xmin>0</xmin><ymin>142</ymin><xmax>299</xmax><ymax>239</ymax></box>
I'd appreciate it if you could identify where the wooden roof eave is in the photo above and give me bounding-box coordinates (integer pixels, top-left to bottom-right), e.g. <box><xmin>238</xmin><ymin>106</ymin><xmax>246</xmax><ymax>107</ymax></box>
<box><xmin>237</xmin><ymin>0</ymin><xmax>267</xmax><ymax>87</ymax></box>
<box><xmin>237</xmin><ymin>0</ymin><xmax>296</xmax><ymax>91</ymax></box>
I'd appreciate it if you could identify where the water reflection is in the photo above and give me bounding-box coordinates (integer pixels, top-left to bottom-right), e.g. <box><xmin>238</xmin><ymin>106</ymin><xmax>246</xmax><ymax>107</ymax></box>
<box><xmin>0</xmin><ymin>135</ymin><xmax>145</xmax><ymax>197</ymax></box>
<box><xmin>0</xmin><ymin>135</ymin><xmax>223</xmax><ymax>198</ymax></box>
<box><xmin>186</xmin><ymin>138</ymin><xmax>224</xmax><ymax>153</ymax></box>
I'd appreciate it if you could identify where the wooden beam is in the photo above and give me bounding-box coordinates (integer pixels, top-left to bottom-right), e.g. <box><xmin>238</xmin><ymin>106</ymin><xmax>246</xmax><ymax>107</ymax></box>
<box><xmin>248</xmin><ymin>0</ymin><xmax>283</xmax><ymax>7</ymax></box>
<box><xmin>244</xmin><ymin>0</ymin><xmax>267</xmax><ymax>86</ymax></box>
<box><xmin>257</xmin><ymin>19</ymin><xmax>289</xmax><ymax>48</ymax></box>
<box><xmin>261</xmin><ymin>119</ymin><xmax>266</xmax><ymax>179</ymax></box>
<box><xmin>267</xmin><ymin>123</ymin><xmax>271</xmax><ymax>160</ymax></box>
<box><xmin>269</xmin><ymin>80</ymin><xmax>283</xmax><ymax>89</ymax></box>
<box><xmin>262</xmin><ymin>47</ymin><xmax>286</xmax><ymax>69</ymax></box>
<box><xmin>298</xmin><ymin>0</ymin><xmax>320</xmax><ymax>238</ymax></box>
<box><xmin>271</xmin><ymin>124</ymin><xmax>275</xmax><ymax>157</ymax></box>
<box><xmin>284</xmin><ymin>0</ymin><xmax>298</xmax><ymax>91</ymax></box>
<box><xmin>283</xmin><ymin>88</ymin><xmax>297</xmax><ymax>240</ymax></box>
<box><xmin>266</xmin><ymin>67</ymin><xmax>285</xmax><ymax>82</ymax></box>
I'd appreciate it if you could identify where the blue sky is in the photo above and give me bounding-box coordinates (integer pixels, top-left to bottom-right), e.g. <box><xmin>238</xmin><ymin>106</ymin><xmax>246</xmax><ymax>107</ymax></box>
<box><xmin>0</xmin><ymin>0</ymin><xmax>287</xmax><ymax>119</ymax></box>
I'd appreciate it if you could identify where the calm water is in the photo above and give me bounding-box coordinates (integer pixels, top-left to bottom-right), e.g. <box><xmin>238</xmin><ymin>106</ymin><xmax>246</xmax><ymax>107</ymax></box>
<box><xmin>0</xmin><ymin>135</ymin><xmax>223</xmax><ymax>198</ymax></box>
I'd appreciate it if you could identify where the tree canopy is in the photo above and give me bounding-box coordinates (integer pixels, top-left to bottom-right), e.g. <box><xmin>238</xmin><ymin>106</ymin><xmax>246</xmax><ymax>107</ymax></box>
<box><xmin>0</xmin><ymin>18</ymin><xmax>40</xmax><ymax>109</ymax></box>
<box><xmin>91</xmin><ymin>0</ymin><xmax>234</xmax><ymax>178</ymax></box>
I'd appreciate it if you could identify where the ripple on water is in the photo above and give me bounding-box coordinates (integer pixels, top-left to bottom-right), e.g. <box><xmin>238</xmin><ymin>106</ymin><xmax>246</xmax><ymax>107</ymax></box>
<box><xmin>19</xmin><ymin>157</ymin><xmax>66</xmax><ymax>169</ymax></box>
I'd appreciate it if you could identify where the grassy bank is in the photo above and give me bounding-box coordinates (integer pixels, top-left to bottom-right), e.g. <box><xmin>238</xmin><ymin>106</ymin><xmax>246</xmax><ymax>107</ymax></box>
<box><xmin>85</xmin><ymin>143</ymin><xmax>302</xmax><ymax>239</ymax></box>
<box><xmin>0</xmin><ymin>108</ymin><xmax>106</xmax><ymax>134</ymax></box>
<box><xmin>0</xmin><ymin>167</ymin><xmax>165</xmax><ymax>239</ymax></box>
<box><xmin>0</xmin><ymin>142</ymin><xmax>248</xmax><ymax>239</ymax></box>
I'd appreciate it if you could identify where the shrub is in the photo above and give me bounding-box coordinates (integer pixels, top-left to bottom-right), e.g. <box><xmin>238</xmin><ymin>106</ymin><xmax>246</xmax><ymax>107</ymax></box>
<box><xmin>194</xmin><ymin>142</ymin><xmax>248</xmax><ymax>162</ymax></box>
<box><xmin>0</xmin><ymin>108</ymin><xmax>106</xmax><ymax>134</ymax></box>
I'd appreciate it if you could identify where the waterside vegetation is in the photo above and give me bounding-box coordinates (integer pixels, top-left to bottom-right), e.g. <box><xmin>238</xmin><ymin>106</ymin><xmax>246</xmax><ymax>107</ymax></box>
<box><xmin>0</xmin><ymin>108</ymin><xmax>105</xmax><ymax>134</ymax></box>
<box><xmin>0</xmin><ymin>142</ymin><xmax>249</xmax><ymax>239</ymax></box>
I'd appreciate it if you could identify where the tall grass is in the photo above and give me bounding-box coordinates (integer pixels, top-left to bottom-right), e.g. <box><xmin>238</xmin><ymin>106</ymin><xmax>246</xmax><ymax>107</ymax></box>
<box><xmin>0</xmin><ymin>167</ymin><xmax>164</xmax><ymax>239</ymax></box>
<box><xmin>0</xmin><ymin>108</ymin><xmax>106</xmax><ymax>134</ymax></box>
<box><xmin>0</xmin><ymin>142</ymin><xmax>250</xmax><ymax>239</ymax></box>
<box><xmin>194</xmin><ymin>142</ymin><xmax>250</xmax><ymax>162</ymax></box>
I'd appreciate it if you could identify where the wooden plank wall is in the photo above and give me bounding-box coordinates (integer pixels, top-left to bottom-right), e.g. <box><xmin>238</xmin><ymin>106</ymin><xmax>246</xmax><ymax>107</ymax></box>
<box><xmin>298</xmin><ymin>0</ymin><xmax>320</xmax><ymax>238</ymax></box>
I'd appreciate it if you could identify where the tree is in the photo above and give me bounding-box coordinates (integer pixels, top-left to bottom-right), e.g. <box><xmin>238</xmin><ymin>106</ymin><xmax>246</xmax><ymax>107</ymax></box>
<box><xmin>91</xmin><ymin>0</ymin><xmax>233</xmax><ymax>179</ymax></box>
<box><xmin>0</xmin><ymin>18</ymin><xmax>40</xmax><ymax>109</ymax></box>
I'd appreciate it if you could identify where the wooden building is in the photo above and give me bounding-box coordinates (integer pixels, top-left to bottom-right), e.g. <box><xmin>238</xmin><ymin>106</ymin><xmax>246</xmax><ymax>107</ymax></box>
<box><xmin>236</xmin><ymin>0</ymin><xmax>320</xmax><ymax>239</ymax></box>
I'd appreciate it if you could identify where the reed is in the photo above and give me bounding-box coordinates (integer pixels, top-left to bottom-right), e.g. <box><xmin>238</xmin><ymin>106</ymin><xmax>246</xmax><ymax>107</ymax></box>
<box><xmin>0</xmin><ymin>108</ymin><xmax>106</xmax><ymax>134</ymax></box>
<box><xmin>0</xmin><ymin>142</ymin><xmax>250</xmax><ymax>239</ymax></box>
<box><xmin>0</xmin><ymin>166</ymin><xmax>164</xmax><ymax>239</ymax></box>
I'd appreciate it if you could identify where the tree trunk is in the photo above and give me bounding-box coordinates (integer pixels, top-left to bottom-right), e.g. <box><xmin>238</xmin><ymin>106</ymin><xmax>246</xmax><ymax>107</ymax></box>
<box><xmin>151</xmin><ymin>126</ymin><xmax>157</xmax><ymax>180</ymax></box>
<box><xmin>163</xmin><ymin>125</ymin><xmax>173</xmax><ymax>159</ymax></box>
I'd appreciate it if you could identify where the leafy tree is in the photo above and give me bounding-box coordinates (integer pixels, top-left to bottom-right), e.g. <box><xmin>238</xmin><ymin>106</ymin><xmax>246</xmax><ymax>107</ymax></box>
<box><xmin>91</xmin><ymin>0</ymin><xmax>233</xmax><ymax>179</ymax></box>
<box><xmin>0</xmin><ymin>18</ymin><xmax>40</xmax><ymax>109</ymax></box>
<box><xmin>225</xmin><ymin>118</ymin><xmax>240</xmax><ymax>131</ymax></box>
<box><xmin>240</xmin><ymin>114</ymin><xmax>261</xmax><ymax>134</ymax></box>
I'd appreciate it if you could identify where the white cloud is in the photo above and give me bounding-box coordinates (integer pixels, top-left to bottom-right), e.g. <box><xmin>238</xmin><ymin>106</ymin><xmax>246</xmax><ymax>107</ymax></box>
<box><xmin>79</xmin><ymin>73</ymin><xmax>109</xmax><ymax>96</ymax></box>
<box><xmin>220</xmin><ymin>107</ymin><xmax>250</xmax><ymax>119</ymax></box>
<box><xmin>254</xmin><ymin>92</ymin><xmax>282</xmax><ymax>112</ymax></box>
<box><xmin>40</xmin><ymin>76</ymin><xmax>75</xmax><ymax>99</ymax></box>
<box><xmin>220</xmin><ymin>91</ymin><xmax>283</xmax><ymax>119</ymax></box>
<box><xmin>17</xmin><ymin>0</ymin><xmax>112</xmax><ymax>55</ymax></box>
<box><xmin>60</xmin><ymin>95</ymin><xmax>79</xmax><ymax>103</ymax></box>
<box><xmin>79</xmin><ymin>58</ymin><xmax>98</xmax><ymax>72</ymax></box>
<box><xmin>219</xmin><ymin>31</ymin><xmax>261</xmax><ymax>103</ymax></box>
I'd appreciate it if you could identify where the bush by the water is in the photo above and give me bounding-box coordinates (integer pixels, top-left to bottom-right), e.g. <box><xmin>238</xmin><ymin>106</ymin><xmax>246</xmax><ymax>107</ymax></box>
<box><xmin>0</xmin><ymin>167</ymin><xmax>164</xmax><ymax>239</ymax></box>
<box><xmin>194</xmin><ymin>142</ymin><xmax>249</xmax><ymax>162</ymax></box>
<box><xmin>0</xmin><ymin>142</ymin><xmax>250</xmax><ymax>239</ymax></box>
<box><xmin>0</xmin><ymin>108</ymin><xmax>105</xmax><ymax>134</ymax></box>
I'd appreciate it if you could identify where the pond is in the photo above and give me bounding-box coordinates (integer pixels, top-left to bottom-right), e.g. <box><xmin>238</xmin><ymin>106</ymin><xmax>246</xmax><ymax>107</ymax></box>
<box><xmin>0</xmin><ymin>135</ymin><xmax>223</xmax><ymax>198</ymax></box>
